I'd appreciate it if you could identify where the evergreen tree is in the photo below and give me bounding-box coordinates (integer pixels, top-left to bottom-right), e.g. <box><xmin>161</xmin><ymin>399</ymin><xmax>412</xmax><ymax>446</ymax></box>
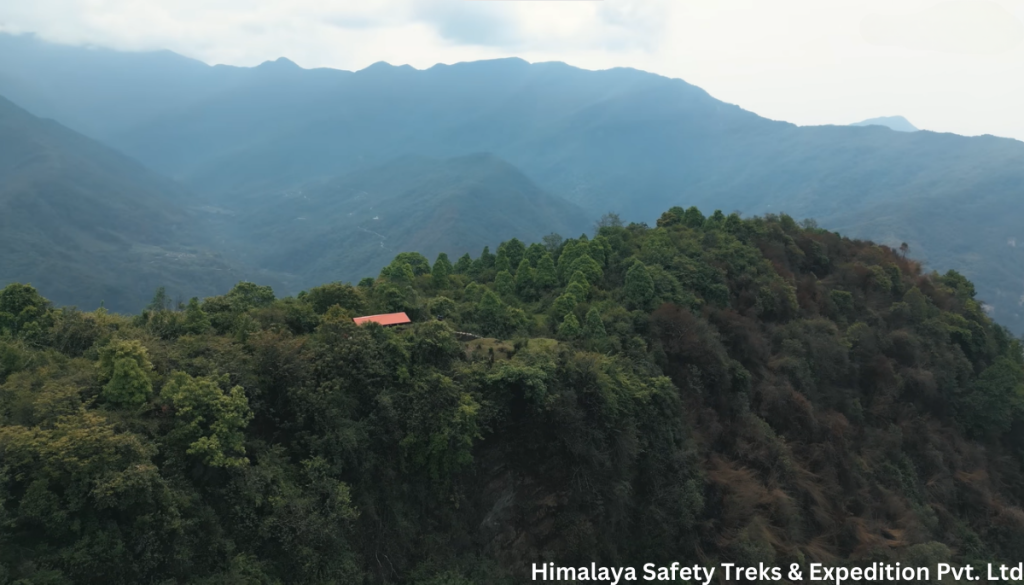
<box><xmin>494</xmin><ymin>245</ymin><xmax>512</xmax><ymax>273</ymax></box>
<box><xmin>495</xmin><ymin>270</ymin><xmax>515</xmax><ymax>298</ymax></box>
<box><xmin>558</xmin><ymin>313</ymin><xmax>582</xmax><ymax>339</ymax></box>
<box><xmin>183</xmin><ymin>297</ymin><xmax>211</xmax><ymax>335</ymax></box>
<box><xmin>535</xmin><ymin>253</ymin><xmax>558</xmax><ymax>290</ymax></box>
<box><xmin>515</xmin><ymin>259</ymin><xmax>536</xmax><ymax>300</ymax></box>
<box><xmin>567</xmin><ymin>255</ymin><xmax>603</xmax><ymax>286</ymax></box>
<box><xmin>432</xmin><ymin>252</ymin><xmax>453</xmax><ymax>286</ymax></box>
<box><xmin>551</xmin><ymin>293</ymin><xmax>577</xmax><ymax>319</ymax></box>
<box><xmin>453</xmin><ymin>253</ymin><xmax>473</xmax><ymax>274</ymax></box>
<box><xmin>477</xmin><ymin>290</ymin><xmax>506</xmax><ymax>335</ymax></box>
<box><xmin>683</xmin><ymin>206</ymin><xmax>705</xmax><ymax>228</ymax></box>
<box><xmin>504</xmin><ymin>238</ymin><xmax>526</xmax><ymax>269</ymax></box>
<box><xmin>526</xmin><ymin>243</ymin><xmax>547</xmax><ymax>266</ymax></box>
<box><xmin>480</xmin><ymin>246</ymin><xmax>495</xmax><ymax>269</ymax></box>
<box><xmin>624</xmin><ymin>260</ymin><xmax>655</xmax><ymax>310</ymax></box>
<box><xmin>582</xmin><ymin>307</ymin><xmax>607</xmax><ymax>340</ymax></box>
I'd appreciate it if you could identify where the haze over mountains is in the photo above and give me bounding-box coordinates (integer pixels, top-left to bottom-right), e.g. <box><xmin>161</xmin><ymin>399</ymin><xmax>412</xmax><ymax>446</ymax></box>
<box><xmin>3</xmin><ymin>33</ymin><xmax>1024</xmax><ymax>332</ymax></box>
<box><xmin>850</xmin><ymin>115</ymin><xmax>919</xmax><ymax>132</ymax></box>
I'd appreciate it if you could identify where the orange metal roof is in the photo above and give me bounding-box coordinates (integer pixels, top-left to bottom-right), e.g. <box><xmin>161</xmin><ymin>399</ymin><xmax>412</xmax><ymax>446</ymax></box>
<box><xmin>352</xmin><ymin>312</ymin><xmax>411</xmax><ymax>326</ymax></box>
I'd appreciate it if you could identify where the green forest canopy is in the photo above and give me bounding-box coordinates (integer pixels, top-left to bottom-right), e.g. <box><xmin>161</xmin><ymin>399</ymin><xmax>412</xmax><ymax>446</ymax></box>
<box><xmin>2</xmin><ymin>207</ymin><xmax>1024</xmax><ymax>584</ymax></box>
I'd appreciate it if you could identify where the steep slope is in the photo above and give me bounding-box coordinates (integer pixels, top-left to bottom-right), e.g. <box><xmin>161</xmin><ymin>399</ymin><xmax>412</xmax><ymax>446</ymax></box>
<box><xmin>220</xmin><ymin>153</ymin><xmax>592</xmax><ymax>288</ymax></box>
<box><xmin>3</xmin><ymin>211</ymin><xmax>1024</xmax><ymax>583</ymax></box>
<box><xmin>0</xmin><ymin>95</ymin><xmax>258</xmax><ymax>312</ymax></box>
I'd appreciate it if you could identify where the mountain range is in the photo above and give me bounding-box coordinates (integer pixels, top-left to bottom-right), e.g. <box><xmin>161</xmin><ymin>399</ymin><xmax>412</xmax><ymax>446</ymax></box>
<box><xmin>2</xmin><ymin>33</ymin><xmax>1024</xmax><ymax>332</ymax></box>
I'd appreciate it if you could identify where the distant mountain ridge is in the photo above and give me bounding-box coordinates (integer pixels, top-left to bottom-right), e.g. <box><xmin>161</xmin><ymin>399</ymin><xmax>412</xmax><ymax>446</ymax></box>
<box><xmin>3</xmin><ymin>33</ymin><xmax>1024</xmax><ymax>332</ymax></box>
<box><xmin>850</xmin><ymin>115</ymin><xmax>919</xmax><ymax>132</ymax></box>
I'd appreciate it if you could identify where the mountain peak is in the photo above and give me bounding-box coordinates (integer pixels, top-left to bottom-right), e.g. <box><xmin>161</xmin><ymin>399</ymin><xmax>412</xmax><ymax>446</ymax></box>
<box><xmin>850</xmin><ymin>115</ymin><xmax>919</xmax><ymax>132</ymax></box>
<box><xmin>257</xmin><ymin>56</ymin><xmax>301</xmax><ymax>69</ymax></box>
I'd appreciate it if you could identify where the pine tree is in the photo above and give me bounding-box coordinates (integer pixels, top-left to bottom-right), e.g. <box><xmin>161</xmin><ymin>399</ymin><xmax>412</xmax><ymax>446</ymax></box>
<box><xmin>558</xmin><ymin>313</ymin><xmax>582</xmax><ymax>339</ymax></box>
<box><xmin>625</xmin><ymin>260</ymin><xmax>655</xmax><ymax>310</ymax></box>
<box><xmin>535</xmin><ymin>253</ymin><xmax>558</xmax><ymax>290</ymax></box>
<box><xmin>551</xmin><ymin>293</ymin><xmax>577</xmax><ymax>319</ymax></box>
<box><xmin>504</xmin><ymin>238</ymin><xmax>526</xmax><ymax>269</ymax></box>
<box><xmin>495</xmin><ymin>270</ymin><xmax>515</xmax><ymax>298</ymax></box>
<box><xmin>432</xmin><ymin>252</ymin><xmax>453</xmax><ymax>286</ymax></box>
<box><xmin>495</xmin><ymin>245</ymin><xmax>512</xmax><ymax>273</ymax></box>
<box><xmin>184</xmin><ymin>297</ymin><xmax>211</xmax><ymax>335</ymax></box>
<box><xmin>583</xmin><ymin>307</ymin><xmax>607</xmax><ymax>340</ymax></box>
<box><xmin>454</xmin><ymin>253</ymin><xmax>473</xmax><ymax>274</ymax></box>
<box><xmin>515</xmin><ymin>259</ymin><xmax>536</xmax><ymax>300</ymax></box>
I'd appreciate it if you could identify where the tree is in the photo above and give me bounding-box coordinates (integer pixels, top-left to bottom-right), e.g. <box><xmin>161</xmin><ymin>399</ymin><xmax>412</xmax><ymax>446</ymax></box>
<box><xmin>147</xmin><ymin>286</ymin><xmax>170</xmax><ymax>311</ymax></box>
<box><xmin>392</xmin><ymin>252</ymin><xmax>432</xmax><ymax>276</ymax></box>
<box><xmin>568</xmin><ymin>255</ymin><xmax>603</xmax><ymax>286</ymax></box>
<box><xmin>504</xmin><ymin>238</ymin><xmax>526</xmax><ymax>270</ymax></box>
<box><xmin>0</xmin><ymin>283</ymin><xmax>50</xmax><ymax>335</ymax></box>
<box><xmin>226</xmin><ymin>282</ymin><xmax>276</xmax><ymax>310</ymax></box>
<box><xmin>551</xmin><ymin>293</ymin><xmax>577</xmax><ymax>319</ymax></box>
<box><xmin>582</xmin><ymin>307</ymin><xmax>607</xmax><ymax>340</ymax></box>
<box><xmin>183</xmin><ymin>297</ymin><xmax>212</xmax><ymax>335</ymax></box>
<box><xmin>515</xmin><ymin>259</ymin><xmax>536</xmax><ymax>300</ymax></box>
<box><xmin>542</xmin><ymin>233</ymin><xmax>563</xmax><ymax>254</ymax></box>
<box><xmin>683</xmin><ymin>206</ymin><xmax>705</xmax><ymax>228</ymax></box>
<box><xmin>429</xmin><ymin>296</ymin><xmax>457</xmax><ymax>320</ymax></box>
<box><xmin>432</xmin><ymin>252</ymin><xmax>453</xmax><ymax>286</ymax></box>
<box><xmin>380</xmin><ymin>259</ymin><xmax>416</xmax><ymax>284</ymax></box>
<box><xmin>495</xmin><ymin>270</ymin><xmax>515</xmax><ymax>298</ymax></box>
<box><xmin>624</xmin><ymin>261</ymin><xmax>655</xmax><ymax>310</ymax></box>
<box><xmin>160</xmin><ymin>371</ymin><xmax>253</xmax><ymax>468</ymax></box>
<box><xmin>98</xmin><ymin>340</ymin><xmax>154</xmax><ymax>409</ymax></box>
<box><xmin>596</xmin><ymin>212</ymin><xmax>624</xmax><ymax>231</ymax></box>
<box><xmin>558</xmin><ymin>313</ymin><xmax>582</xmax><ymax>339</ymax></box>
<box><xmin>494</xmin><ymin>245</ymin><xmax>512</xmax><ymax>273</ymax></box>
<box><xmin>306</xmin><ymin>282</ymin><xmax>367</xmax><ymax>315</ymax></box>
<box><xmin>454</xmin><ymin>253</ymin><xmax>473</xmax><ymax>274</ymax></box>
<box><xmin>535</xmin><ymin>253</ymin><xmax>558</xmax><ymax>290</ymax></box>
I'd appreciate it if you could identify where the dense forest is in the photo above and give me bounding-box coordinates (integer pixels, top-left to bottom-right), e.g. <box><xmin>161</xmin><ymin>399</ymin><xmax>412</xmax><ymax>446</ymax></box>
<box><xmin>2</xmin><ymin>208</ymin><xmax>1023</xmax><ymax>584</ymax></box>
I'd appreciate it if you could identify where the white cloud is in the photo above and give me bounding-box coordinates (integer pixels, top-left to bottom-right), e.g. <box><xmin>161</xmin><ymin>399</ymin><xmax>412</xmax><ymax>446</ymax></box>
<box><xmin>1</xmin><ymin>0</ymin><xmax>1023</xmax><ymax>141</ymax></box>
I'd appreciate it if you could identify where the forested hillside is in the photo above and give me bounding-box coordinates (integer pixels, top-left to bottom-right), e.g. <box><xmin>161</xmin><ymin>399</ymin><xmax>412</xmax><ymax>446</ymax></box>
<box><xmin>4</xmin><ymin>33</ymin><xmax>1024</xmax><ymax>334</ymax></box>
<box><xmin>219</xmin><ymin>153</ymin><xmax>591</xmax><ymax>290</ymax></box>
<box><xmin>3</xmin><ymin>208</ymin><xmax>1023</xmax><ymax>584</ymax></box>
<box><xmin>0</xmin><ymin>95</ymin><xmax>274</xmax><ymax>314</ymax></box>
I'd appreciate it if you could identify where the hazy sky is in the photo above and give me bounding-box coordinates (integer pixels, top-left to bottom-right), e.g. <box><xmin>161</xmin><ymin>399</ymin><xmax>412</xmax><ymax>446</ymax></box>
<box><xmin>2</xmin><ymin>0</ymin><xmax>1023</xmax><ymax>141</ymax></box>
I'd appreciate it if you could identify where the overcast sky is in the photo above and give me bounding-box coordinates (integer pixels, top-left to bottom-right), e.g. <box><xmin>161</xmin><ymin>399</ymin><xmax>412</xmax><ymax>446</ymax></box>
<box><xmin>2</xmin><ymin>0</ymin><xmax>1022</xmax><ymax>141</ymax></box>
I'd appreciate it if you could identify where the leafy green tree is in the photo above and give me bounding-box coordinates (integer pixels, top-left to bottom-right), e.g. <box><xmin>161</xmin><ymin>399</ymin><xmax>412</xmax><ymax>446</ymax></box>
<box><xmin>183</xmin><ymin>297</ymin><xmax>212</xmax><ymax>335</ymax></box>
<box><xmin>515</xmin><ymin>259</ymin><xmax>536</xmax><ymax>299</ymax></box>
<box><xmin>503</xmin><ymin>238</ymin><xmax>526</xmax><ymax>269</ymax></box>
<box><xmin>582</xmin><ymin>307</ymin><xmax>607</xmax><ymax>340</ymax></box>
<box><xmin>479</xmin><ymin>246</ymin><xmax>495</xmax><ymax>269</ymax></box>
<box><xmin>567</xmin><ymin>255</ymin><xmax>603</xmax><ymax>286</ymax></box>
<box><xmin>98</xmin><ymin>340</ymin><xmax>154</xmax><ymax>409</ymax></box>
<box><xmin>381</xmin><ymin>258</ymin><xmax>416</xmax><ymax>284</ymax></box>
<box><xmin>160</xmin><ymin>371</ymin><xmax>253</xmax><ymax>468</ymax></box>
<box><xmin>494</xmin><ymin>244</ymin><xmax>512</xmax><ymax>273</ymax></box>
<box><xmin>147</xmin><ymin>286</ymin><xmax>170</xmax><ymax>311</ymax></box>
<box><xmin>453</xmin><ymin>253</ymin><xmax>473</xmax><ymax>275</ymax></box>
<box><xmin>551</xmin><ymin>293</ymin><xmax>577</xmax><ymax>319</ymax></box>
<box><xmin>0</xmin><ymin>283</ymin><xmax>50</xmax><ymax>335</ymax></box>
<box><xmin>526</xmin><ymin>243</ymin><xmax>547</xmax><ymax>266</ymax></box>
<box><xmin>558</xmin><ymin>313</ymin><xmax>582</xmax><ymax>339</ymax></box>
<box><xmin>535</xmin><ymin>253</ymin><xmax>558</xmax><ymax>290</ymax></box>
<box><xmin>432</xmin><ymin>252</ymin><xmax>454</xmax><ymax>284</ymax></box>
<box><xmin>226</xmin><ymin>282</ymin><xmax>276</xmax><ymax>311</ymax></box>
<box><xmin>682</xmin><ymin>206</ymin><xmax>705</xmax><ymax>228</ymax></box>
<box><xmin>306</xmin><ymin>282</ymin><xmax>367</xmax><ymax>315</ymax></box>
<box><xmin>393</xmin><ymin>252</ymin><xmax>432</xmax><ymax>276</ymax></box>
<box><xmin>477</xmin><ymin>290</ymin><xmax>507</xmax><ymax>335</ymax></box>
<box><xmin>495</xmin><ymin>270</ymin><xmax>515</xmax><ymax>298</ymax></box>
<box><xmin>428</xmin><ymin>296</ymin><xmax>457</xmax><ymax>320</ymax></box>
<box><xmin>624</xmin><ymin>261</ymin><xmax>655</xmax><ymax>310</ymax></box>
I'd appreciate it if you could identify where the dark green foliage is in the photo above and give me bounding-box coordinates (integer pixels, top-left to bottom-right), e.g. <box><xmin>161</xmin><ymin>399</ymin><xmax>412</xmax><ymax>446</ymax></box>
<box><xmin>2</xmin><ymin>208</ymin><xmax>1024</xmax><ymax>584</ymax></box>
